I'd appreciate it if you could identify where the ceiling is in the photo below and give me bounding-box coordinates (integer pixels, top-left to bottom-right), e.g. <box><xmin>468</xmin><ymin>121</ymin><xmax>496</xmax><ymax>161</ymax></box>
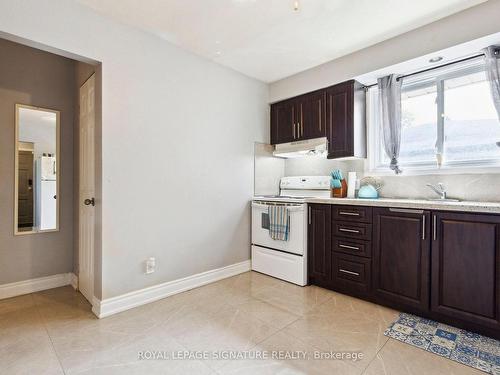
<box><xmin>77</xmin><ymin>0</ymin><xmax>486</xmax><ymax>82</ymax></box>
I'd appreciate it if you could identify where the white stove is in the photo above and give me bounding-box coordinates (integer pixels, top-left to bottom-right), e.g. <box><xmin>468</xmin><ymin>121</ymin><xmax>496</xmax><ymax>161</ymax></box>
<box><xmin>251</xmin><ymin>176</ymin><xmax>331</xmax><ymax>286</ymax></box>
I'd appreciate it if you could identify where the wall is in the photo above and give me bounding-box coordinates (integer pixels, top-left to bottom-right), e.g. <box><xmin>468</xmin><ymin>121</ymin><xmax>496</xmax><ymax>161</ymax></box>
<box><xmin>254</xmin><ymin>143</ymin><xmax>285</xmax><ymax>196</ymax></box>
<box><xmin>284</xmin><ymin>158</ymin><xmax>500</xmax><ymax>202</ymax></box>
<box><xmin>270</xmin><ymin>0</ymin><xmax>500</xmax><ymax>102</ymax></box>
<box><xmin>273</xmin><ymin>0</ymin><xmax>500</xmax><ymax>202</ymax></box>
<box><xmin>0</xmin><ymin>0</ymin><xmax>268</xmax><ymax>299</ymax></box>
<box><xmin>0</xmin><ymin>38</ymin><xmax>75</xmax><ymax>284</ymax></box>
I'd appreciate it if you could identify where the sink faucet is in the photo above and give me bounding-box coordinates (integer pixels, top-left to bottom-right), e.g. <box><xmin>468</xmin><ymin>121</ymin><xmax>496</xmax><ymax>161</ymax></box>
<box><xmin>426</xmin><ymin>183</ymin><xmax>447</xmax><ymax>200</ymax></box>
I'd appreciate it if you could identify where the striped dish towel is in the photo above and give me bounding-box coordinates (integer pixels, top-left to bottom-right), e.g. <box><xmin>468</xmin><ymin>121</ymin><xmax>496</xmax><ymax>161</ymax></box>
<box><xmin>268</xmin><ymin>205</ymin><xmax>290</xmax><ymax>241</ymax></box>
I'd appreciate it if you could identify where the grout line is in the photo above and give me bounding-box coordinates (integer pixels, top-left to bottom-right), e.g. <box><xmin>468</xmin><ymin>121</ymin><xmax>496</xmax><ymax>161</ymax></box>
<box><xmin>359</xmin><ymin>335</ymin><xmax>391</xmax><ymax>374</ymax></box>
<box><xmin>32</xmin><ymin>292</ymin><xmax>68</xmax><ymax>375</ymax></box>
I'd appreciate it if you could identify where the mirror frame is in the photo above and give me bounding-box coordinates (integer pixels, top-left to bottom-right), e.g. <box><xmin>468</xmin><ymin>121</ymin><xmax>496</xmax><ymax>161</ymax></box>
<box><xmin>14</xmin><ymin>104</ymin><xmax>61</xmax><ymax>235</ymax></box>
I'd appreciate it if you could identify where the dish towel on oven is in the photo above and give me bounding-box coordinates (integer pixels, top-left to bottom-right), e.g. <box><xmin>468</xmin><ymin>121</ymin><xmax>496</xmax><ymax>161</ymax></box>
<box><xmin>268</xmin><ymin>205</ymin><xmax>290</xmax><ymax>241</ymax></box>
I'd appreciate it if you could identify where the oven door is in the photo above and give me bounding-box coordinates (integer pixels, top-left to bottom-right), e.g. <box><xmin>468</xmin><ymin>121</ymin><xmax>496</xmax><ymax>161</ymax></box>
<box><xmin>251</xmin><ymin>201</ymin><xmax>306</xmax><ymax>255</ymax></box>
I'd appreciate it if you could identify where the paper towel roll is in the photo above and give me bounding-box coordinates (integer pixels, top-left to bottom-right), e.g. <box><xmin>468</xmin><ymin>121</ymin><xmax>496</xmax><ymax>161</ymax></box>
<box><xmin>347</xmin><ymin>172</ymin><xmax>356</xmax><ymax>198</ymax></box>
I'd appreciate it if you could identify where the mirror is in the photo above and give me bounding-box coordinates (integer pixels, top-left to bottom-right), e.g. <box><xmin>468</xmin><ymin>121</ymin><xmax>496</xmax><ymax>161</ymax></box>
<box><xmin>15</xmin><ymin>104</ymin><xmax>60</xmax><ymax>234</ymax></box>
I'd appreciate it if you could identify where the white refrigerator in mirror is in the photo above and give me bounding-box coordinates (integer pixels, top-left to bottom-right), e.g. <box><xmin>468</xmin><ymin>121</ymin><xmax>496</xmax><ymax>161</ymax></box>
<box><xmin>35</xmin><ymin>156</ymin><xmax>57</xmax><ymax>230</ymax></box>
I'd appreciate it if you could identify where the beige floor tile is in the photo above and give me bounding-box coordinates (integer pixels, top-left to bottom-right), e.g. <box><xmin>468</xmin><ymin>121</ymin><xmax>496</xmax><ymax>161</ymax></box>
<box><xmin>0</xmin><ymin>334</ymin><xmax>64</xmax><ymax>375</ymax></box>
<box><xmin>363</xmin><ymin>338</ymin><xmax>485</xmax><ymax>375</ymax></box>
<box><xmin>232</xmin><ymin>299</ymin><xmax>300</xmax><ymax>329</ymax></box>
<box><xmin>0</xmin><ymin>272</ymin><xmax>489</xmax><ymax>375</ymax></box>
<box><xmin>73</xmin><ymin>359</ymin><xmax>216</xmax><ymax>374</ymax></box>
<box><xmin>219</xmin><ymin>330</ymin><xmax>361</xmax><ymax>375</ymax></box>
<box><xmin>254</xmin><ymin>283</ymin><xmax>333</xmax><ymax>315</ymax></box>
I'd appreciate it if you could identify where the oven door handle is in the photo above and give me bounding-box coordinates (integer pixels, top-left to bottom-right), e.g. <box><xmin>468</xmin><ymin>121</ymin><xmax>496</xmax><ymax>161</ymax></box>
<box><xmin>251</xmin><ymin>202</ymin><xmax>304</xmax><ymax>211</ymax></box>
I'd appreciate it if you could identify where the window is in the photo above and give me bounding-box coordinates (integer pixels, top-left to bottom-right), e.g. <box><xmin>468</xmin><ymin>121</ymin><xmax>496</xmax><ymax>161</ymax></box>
<box><xmin>369</xmin><ymin>57</ymin><xmax>500</xmax><ymax>173</ymax></box>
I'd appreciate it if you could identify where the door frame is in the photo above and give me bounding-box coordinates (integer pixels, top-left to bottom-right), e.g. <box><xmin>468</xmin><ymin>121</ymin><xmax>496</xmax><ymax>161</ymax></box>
<box><xmin>78</xmin><ymin>74</ymin><xmax>96</xmax><ymax>304</ymax></box>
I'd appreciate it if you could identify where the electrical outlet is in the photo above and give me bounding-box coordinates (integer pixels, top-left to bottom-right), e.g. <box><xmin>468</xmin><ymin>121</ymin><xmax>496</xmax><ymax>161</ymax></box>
<box><xmin>145</xmin><ymin>257</ymin><xmax>155</xmax><ymax>274</ymax></box>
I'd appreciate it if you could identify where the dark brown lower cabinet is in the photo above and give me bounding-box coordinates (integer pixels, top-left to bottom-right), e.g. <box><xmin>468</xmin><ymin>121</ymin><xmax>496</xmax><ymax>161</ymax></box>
<box><xmin>308</xmin><ymin>204</ymin><xmax>331</xmax><ymax>288</ymax></box>
<box><xmin>373</xmin><ymin>208</ymin><xmax>431</xmax><ymax>311</ymax></box>
<box><xmin>431</xmin><ymin>212</ymin><xmax>500</xmax><ymax>332</ymax></box>
<box><xmin>332</xmin><ymin>253</ymin><xmax>371</xmax><ymax>296</ymax></box>
<box><xmin>308</xmin><ymin>204</ymin><xmax>500</xmax><ymax>339</ymax></box>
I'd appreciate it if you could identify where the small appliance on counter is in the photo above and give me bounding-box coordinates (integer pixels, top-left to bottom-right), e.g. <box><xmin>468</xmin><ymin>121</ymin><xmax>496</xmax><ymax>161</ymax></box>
<box><xmin>358</xmin><ymin>176</ymin><xmax>382</xmax><ymax>199</ymax></box>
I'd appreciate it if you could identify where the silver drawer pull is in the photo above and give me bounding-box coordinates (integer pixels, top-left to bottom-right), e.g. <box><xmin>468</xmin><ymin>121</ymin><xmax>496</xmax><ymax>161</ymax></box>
<box><xmin>339</xmin><ymin>211</ymin><xmax>360</xmax><ymax>216</ymax></box>
<box><xmin>339</xmin><ymin>228</ymin><xmax>360</xmax><ymax>233</ymax></box>
<box><xmin>339</xmin><ymin>269</ymin><xmax>360</xmax><ymax>276</ymax></box>
<box><xmin>339</xmin><ymin>244</ymin><xmax>360</xmax><ymax>251</ymax></box>
<box><xmin>389</xmin><ymin>208</ymin><xmax>424</xmax><ymax>214</ymax></box>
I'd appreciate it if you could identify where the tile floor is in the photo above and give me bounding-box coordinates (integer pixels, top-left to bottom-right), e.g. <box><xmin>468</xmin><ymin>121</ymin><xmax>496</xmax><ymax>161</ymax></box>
<box><xmin>0</xmin><ymin>271</ymin><xmax>483</xmax><ymax>374</ymax></box>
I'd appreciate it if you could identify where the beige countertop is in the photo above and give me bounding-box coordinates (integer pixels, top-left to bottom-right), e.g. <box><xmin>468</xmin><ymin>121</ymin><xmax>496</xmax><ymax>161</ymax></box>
<box><xmin>305</xmin><ymin>197</ymin><xmax>500</xmax><ymax>214</ymax></box>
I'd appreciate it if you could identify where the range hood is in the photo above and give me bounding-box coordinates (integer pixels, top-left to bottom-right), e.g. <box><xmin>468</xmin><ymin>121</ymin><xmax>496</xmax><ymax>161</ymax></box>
<box><xmin>273</xmin><ymin>137</ymin><xmax>328</xmax><ymax>158</ymax></box>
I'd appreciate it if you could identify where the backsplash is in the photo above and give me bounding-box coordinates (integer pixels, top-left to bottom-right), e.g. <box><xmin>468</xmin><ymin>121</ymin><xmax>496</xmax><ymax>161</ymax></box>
<box><xmin>284</xmin><ymin>157</ymin><xmax>500</xmax><ymax>202</ymax></box>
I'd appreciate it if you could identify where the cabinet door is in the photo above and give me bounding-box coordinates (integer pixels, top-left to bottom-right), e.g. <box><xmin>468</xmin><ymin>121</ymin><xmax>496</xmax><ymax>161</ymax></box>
<box><xmin>297</xmin><ymin>91</ymin><xmax>325</xmax><ymax>141</ymax></box>
<box><xmin>373</xmin><ymin>208</ymin><xmax>430</xmax><ymax>311</ymax></box>
<box><xmin>325</xmin><ymin>81</ymin><xmax>353</xmax><ymax>158</ymax></box>
<box><xmin>431</xmin><ymin>212</ymin><xmax>500</xmax><ymax>330</ymax></box>
<box><xmin>270</xmin><ymin>99</ymin><xmax>296</xmax><ymax>144</ymax></box>
<box><xmin>308</xmin><ymin>204</ymin><xmax>331</xmax><ymax>287</ymax></box>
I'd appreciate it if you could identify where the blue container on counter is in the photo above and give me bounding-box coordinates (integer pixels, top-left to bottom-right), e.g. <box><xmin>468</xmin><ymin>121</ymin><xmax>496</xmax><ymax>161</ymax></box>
<box><xmin>357</xmin><ymin>184</ymin><xmax>379</xmax><ymax>199</ymax></box>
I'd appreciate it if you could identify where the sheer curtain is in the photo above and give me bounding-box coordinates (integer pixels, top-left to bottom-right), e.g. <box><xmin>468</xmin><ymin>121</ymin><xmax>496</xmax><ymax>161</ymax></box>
<box><xmin>483</xmin><ymin>45</ymin><xmax>500</xmax><ymax>146</ymax></box>
<box><xmin>378</xmin><ymin>74</ymin><xmax>403</xmax><ymax>174</ymax></box>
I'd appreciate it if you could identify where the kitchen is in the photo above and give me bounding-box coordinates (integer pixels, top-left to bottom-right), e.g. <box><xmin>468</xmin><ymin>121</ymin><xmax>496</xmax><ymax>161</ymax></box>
<box><xmin>252</xmin><ymin>27</ymin><xmax>500</xmax><ymax>374</ymax></box>
<box><xmin>2</xmin><ymin>1</ymin><xmax>500</xmax><ymax>374</ymax></box>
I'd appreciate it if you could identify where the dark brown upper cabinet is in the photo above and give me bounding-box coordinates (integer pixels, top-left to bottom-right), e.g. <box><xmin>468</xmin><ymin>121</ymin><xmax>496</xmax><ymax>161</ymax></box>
<box><xmin>271</xmin><ymin>91</ymin><xmax>325</xmax><ymax>144</ymax></box>
<box><xmin>270</xmin><ymin>80</ymin><xmax>365</xmax><ymax>159</ymax></box>
<box><xmin>431</xmin><ymin>212</ymin><xmax>500</xmax><ymax>331</ymax></box>
<box><xmin>270</xmin><ymin>98</ymin><xmax>296</xmax><ymax>144</ymax></box>
<box><xmin>325</xmin><ymin>80</ymin><xmax>365</xmax><ymax>159</ymax></box>
<box><xmin>296</xmin><ymin>90</ymin><xmax>326</xmax><ymax>141</ymax></box>
<box><xmin>373</xmin><ymin>207</ymin><xmax>431</xmax><ymax>312</ymax></box>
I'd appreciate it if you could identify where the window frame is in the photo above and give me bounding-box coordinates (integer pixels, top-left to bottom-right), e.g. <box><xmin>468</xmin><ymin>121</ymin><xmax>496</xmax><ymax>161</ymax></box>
<box><xmin>367</xmin><ymin>58</ymin><xmax>500</xmax><ymax>175</ymax></box>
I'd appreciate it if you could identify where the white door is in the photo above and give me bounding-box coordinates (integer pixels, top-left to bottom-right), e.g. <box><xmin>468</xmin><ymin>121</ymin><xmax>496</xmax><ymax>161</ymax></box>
<box><xmin>79</xmin><ymin>74</ymin><xmax>95</xmax><ymax>304</ymax></box>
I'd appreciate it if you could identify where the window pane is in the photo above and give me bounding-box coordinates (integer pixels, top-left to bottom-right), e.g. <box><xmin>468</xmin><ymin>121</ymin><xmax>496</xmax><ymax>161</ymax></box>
<box><xmin>399</xmin><ymin>84</ymin><xmax>437</xmax><ymax>164</ymax></box>
<box><xmin>443</xmin><ymin>71</ymin><xmax>500</xmax><ymax>163</ymax></box>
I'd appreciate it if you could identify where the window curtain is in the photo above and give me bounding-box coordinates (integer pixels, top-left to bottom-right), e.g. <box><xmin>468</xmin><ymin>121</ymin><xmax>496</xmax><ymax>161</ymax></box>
<box><xmin>378</xmin><ymin>74</ymin><xmax>403</xmax><ymax>174</ymax></box>
<box><xmin>483</xmin><ymin>46</ymin><xmax>500</xmax><ymax>147</ymax></box>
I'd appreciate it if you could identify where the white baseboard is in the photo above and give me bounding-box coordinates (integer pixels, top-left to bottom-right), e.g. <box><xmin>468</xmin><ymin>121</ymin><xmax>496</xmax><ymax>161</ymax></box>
<box><xmin>0</xmin><ymin>272</ymin><xmax>76</xmax><ymax>300</ymax></box>
<box><xmin>92</xmin><ymin>260</ymin><xmax>251</xmax><ymax>318</ymax></box>
<box><xmin>69</xmin><ymin>273</ymin><xmax>78</xmax><ymax>290</ymax></box>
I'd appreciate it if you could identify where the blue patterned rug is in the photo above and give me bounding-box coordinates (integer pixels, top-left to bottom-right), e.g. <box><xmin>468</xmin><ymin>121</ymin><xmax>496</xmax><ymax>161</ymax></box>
<box><xmin>384</xmin><ymin>313</ymin><xmax>500</xmax><ymax>374</ymax></box>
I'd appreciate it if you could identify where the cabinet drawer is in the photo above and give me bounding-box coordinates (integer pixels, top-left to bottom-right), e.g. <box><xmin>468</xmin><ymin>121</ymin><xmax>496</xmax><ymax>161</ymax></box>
<box><xmin>333</xmin><ymin>221</ymin><xmax>372</xmax><ymax>240</ymax></box>
<box><xmin>333</xmin><ymin>237</ymin><xmax>371</xmax><ymax>258</ymax></box>
<box><xmin>332</xmin><ymin>206</ymin><xmax>372</xmax><ymax>223</ymax></box>
<box><xmin>332</xmin><ymin>253</ymin><xmax>371</xmax><ymax>295</ymax></box>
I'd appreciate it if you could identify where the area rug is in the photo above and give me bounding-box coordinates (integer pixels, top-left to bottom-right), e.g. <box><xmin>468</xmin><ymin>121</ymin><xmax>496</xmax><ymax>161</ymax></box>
<box><xmin>384</xmin><ymin>313</ymin><xmax>500</xmax><ymax>374</ymax></box>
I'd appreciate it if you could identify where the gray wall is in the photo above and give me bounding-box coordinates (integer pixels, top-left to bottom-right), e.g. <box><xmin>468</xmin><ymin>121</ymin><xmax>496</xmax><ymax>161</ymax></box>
<box><xmin>0</xmin><ymin>38</ymin><xmax>76</xmax><ymax>284</ymax></box>
<box><xmin>0</xmin><ymin>0</ymin><xmax>268</xmax><ymax>299</ymax></box>
<box><xmin>270</xmin><ymin>0</ymin><xmax>500</xmax><ymax>101</ymax></box>
<box><xmin>274</xmin><ymin>0</ymin><xmax>500</xmax><ymax>202</ymax></box>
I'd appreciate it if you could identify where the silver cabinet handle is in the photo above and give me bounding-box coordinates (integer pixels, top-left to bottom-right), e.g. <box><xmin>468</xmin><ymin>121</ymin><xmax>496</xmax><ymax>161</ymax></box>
<box><xmin>422</xmin><ymin>215</ymin><xmax>426</xmax><ymax>240</ymax></box>
<box><xmin>339</xmin><ymin>269</ymin><xmax>360</xmax><ymax>276</ymax></box>
<box><xmin>318</xmin><ymin>101</ymin><xmax>322</xmax><ymax>131</ymax></box>
<box><xmin>339</xmin><ymin>211</ymin><xmax>360</xmax><ymax>216</ymax></box>
<box><xmin>433</xmin><ymin>215</ymin><xmax>437</xmax><ymax>241</ymax></box>
<box><xmin>389</xmin><ymin>208</ymin><xmax>424</xmax><ymax>214</ymax></box>
<box><xmin>293</xmin><ymin>123</ymin><xmax>296</xmax><ymax>139</ymax></box>
<box><xmin>339</xmin><ymin>244</ymin><xmax>360</xmax><ymax>251</ymax></box>
<box><xmin>308</xmin><ymin>206</ymin><xmax>311</xmax><ymax>225</ymax></box>
<box><xmin>339</xmin><ymin>228</ymin><xmax>360</xmax><ymax>233</ymax></box>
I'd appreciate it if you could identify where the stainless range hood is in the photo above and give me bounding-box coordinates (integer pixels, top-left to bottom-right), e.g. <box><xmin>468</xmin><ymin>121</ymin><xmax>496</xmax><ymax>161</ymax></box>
<box><xmin>273</xmin><ymin>137</ymin><xmax>328</xmax><ymax>158</ymax></box>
